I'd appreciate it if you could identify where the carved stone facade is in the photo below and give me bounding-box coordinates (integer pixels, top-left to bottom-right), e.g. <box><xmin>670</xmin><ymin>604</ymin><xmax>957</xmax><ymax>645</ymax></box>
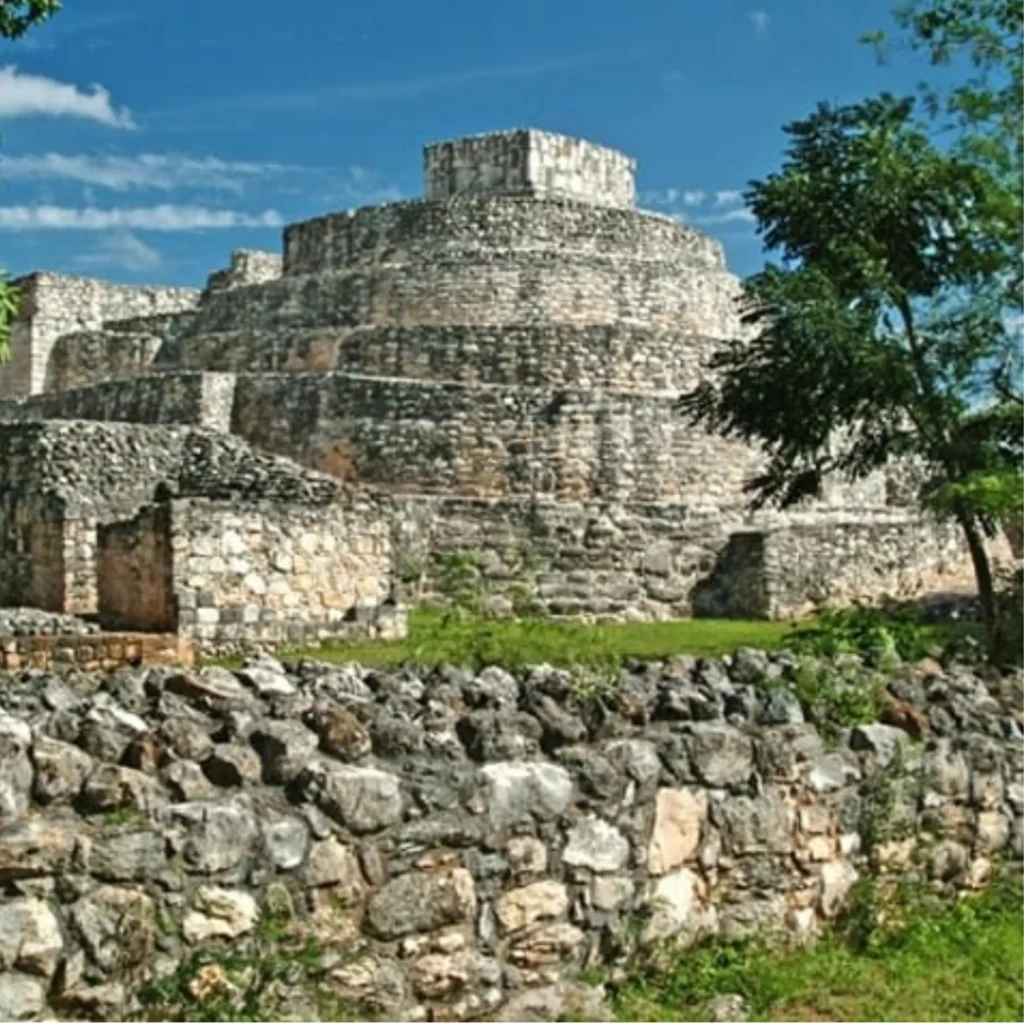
<box><xmin>0</xmin><ymin>130</ymin><xmax>976</xmax><ymax>626</ymax></box>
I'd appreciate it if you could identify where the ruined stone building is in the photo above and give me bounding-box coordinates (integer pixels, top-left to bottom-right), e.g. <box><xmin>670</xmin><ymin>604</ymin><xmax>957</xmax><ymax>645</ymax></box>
<box><xmin>0</xmin><ymin>130</ymin><xmax>968</xmax><ymax>646</ymax></box>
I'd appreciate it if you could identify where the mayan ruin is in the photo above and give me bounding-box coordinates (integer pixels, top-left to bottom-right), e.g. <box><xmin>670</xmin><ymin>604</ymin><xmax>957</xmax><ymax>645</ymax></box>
<box><xmin>0</xmin><ymin>129</ymin><xmax>975</xmax><ymax>656</ymax></box>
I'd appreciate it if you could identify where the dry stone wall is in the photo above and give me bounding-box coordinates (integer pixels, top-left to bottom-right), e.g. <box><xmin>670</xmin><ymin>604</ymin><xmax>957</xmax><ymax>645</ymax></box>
<box><xmin>230</xmin><ymin>373</ymin><xmax>761</xmax><ymax>503</ymax></box>
<box><xmin>0</xmin><ymin>422</ymin><xmax>398</xmax><ymax>632</ymax></box>
<box><xmin>97</xmin><ymin>495</ymin><xmax>399</xmax><ymax>646</ymax></box>
<box><xmin>392</xmin><ymin>498</ymin><xmax>970</xmax><ymax>621</ymax></box>
<box><xmin>283</xmin><ymin>195</ymin><xmax>723</xmax><ymax>275</ymax></box>
<box><xmin>172</xmin><ymin>323</ymin><xmax>716</xmax><ymax>392</ymax></box>
<box><xmin>0</xmin><ymin>650</ymin><xmax>1019</xmax><ymax>1021</ymax></box>
<box><xmin>0</xmin><ymin>273</ymin><xmax>198</xmax><ymax>398</ymax></box>
<box><xmin>423</xmin><ymin>129</ymin><xmax>637</xmax><ymax>207</ymax></box>
<box><xmin>0</xmin><ymin>372</ymin><xmax>236</xmax><ymax>432</ymax></box>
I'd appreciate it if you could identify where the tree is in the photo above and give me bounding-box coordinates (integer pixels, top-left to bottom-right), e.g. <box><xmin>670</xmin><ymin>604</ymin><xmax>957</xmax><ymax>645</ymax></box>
<box><xmin>680</xmin><ymin>1</ymin><xmax>1023</xmax><ymax>660</ymax></box>
<box><xmin>0</xmin><ymin>0</ymin><xmax>62</xmax><ymax>363</ymax></box>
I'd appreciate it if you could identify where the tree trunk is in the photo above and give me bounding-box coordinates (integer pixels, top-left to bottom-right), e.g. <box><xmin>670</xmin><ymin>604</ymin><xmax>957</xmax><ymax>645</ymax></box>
<box><xmin>956</xmin><ymin>510</ymin><xmax>1001</xmax><ymax>662</ymax></box>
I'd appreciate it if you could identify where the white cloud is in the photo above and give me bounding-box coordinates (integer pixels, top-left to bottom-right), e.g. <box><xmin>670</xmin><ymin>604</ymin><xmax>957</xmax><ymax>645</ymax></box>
<box><xmin>0</xmin><ymin>204</ymin><xmax>283</xmax><ymax>230</ymax></box>
<box><xmin>750</xmin><ymin>10</ymin><xmax>770</xmax><ymax>34</ymax></box>
<box><xmin>696</xmin><ymin>207</ymin><xmax>757</xmax><ymax>225</ymax></box>
<box><xmin>713</xmin><ymin>189</ymin><xmax>744</xmax><ymax>207</ymax></box>
<box><xmin>0</xmin><ymin>66</ymin><xmax>133</xmax><ymax>126</ymax></box>
<box><xmin>76</xmin><ymin>230</ymin><xmax>161</xmax><ymax>272</ymax></box>
<box><xmin>0</xmin><ymin>152</ymin><xmax>293</xmax><ymax>192</ymax></box>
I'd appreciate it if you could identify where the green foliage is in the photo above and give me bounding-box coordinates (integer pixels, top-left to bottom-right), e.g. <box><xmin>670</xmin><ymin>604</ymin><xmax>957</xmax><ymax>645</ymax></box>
<box><xmin>0</xmin><ymin>0</ymin><xmax>58</xmax><ymax>39</ymax></box>
<box><xmin>135</xmin><ymin>909</ymin><xmax>365</xmax><ymax>1023</ymax></box>
<box><xmin>783</xmin><ymin>659</ymin><xmax>886</xmax><ymax>740</ymax></box>
<box><xmin>613</xmin><ymin>872</ymin><xmax>1024</xmax><ymax>1022</ymax></box>
<box><xmin>782</xmin><ymin>604</ymin><xmax>934</xmax><ymax>665</ymax></box>
<box><xmin>679</xmin><ymin>0</ymin><xmax>1023</xmax><ymax>661</ymax></box>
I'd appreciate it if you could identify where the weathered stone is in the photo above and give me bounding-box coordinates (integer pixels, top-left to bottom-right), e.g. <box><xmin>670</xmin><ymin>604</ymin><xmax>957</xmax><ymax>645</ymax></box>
<box><xmin>687</xmin><ymin>723</ymin><xmax>754</xmax><ymax>787</ymax></box>
<box><xmin>850</xmin><ymin>724</ymin><xmax>912</xmax><ymax>768</ymax></box>
<box><xmin>182</xmin><ymin>887</ymin><xmax>259</xmax><ymax>944</ymax></box>
<box><xmin>31</xmin><ymin>735</ymin><xmax>93</xmax><ymax>806</ymax></box>
<box><xmin>305</xmin><ymin>838</ymin><xmax>364</xmax><ymax>904</ymax></box>
<box><xmin>495</xmin><ymin>880</ymin><xmax>569</xmax><ymax>933</ymax></box>
<box><xmin>705</xmin><ymin>994</ymin><xmax>750</xmax><ymax>1022</ymax></box>
<box><xmin>562</xmin><ymin>816</ymin><xmax>630</xmax><ymax>873</ymax></box>
<box><xmin>496</xmin><ymin>981</ymin><xmax>608</xmax><ymax>1022</ymax></box>
<box><xmin>87</xmin><ymin>829</ymin><xmax>166</xmax><ymax>882</ymax></box>
<box><xmin>306</xmin><ymin>704</ymin><xmax>371</xmax><ymax>762</ymax></box>
<box><xmin>0</xmin><ymin>898</ymin><xmax>63</xmax><ymax>977</ymax></box>
<box><xmin>591</xmin><ymin>874</ymin><xmax>635</xmax><ymax>911</ymax></box>
<box><xmin>603</xmin><ymin>738</ymin><xmax>662</xmax><ymax>786</ymax></box>
<box><xmin>507</xmin><ymin>921</ymin><xmax>585</xmax><ymax>967</ymax></box>
<box><xmin>480</xmin><ymin>762</ymin><xmax>573</xmax><ymax>829</ymax></box>
<box><xmin>0</xmin><ymin>715</ymin><xmax>33</xmax><ymax>826</ymax></box>
<box><xmin>367</xmin><ymin>868</ymin><xmax>477</xmax><ymax>939</ymax></box>
<box><xmin>463</xmin><ymin>665</ymin><xmax>520</xmax><ymax>712</ymax></box>
<box><xmin>407</xmin><ymin>949</ymin><xmax>479</xmax><ymax>999</ymax></box>
<box><xmin>261</xmin><ymin>815</ymin><xmax>309</xmax><ymax>871</ymax></box>
<box><xmin>0</xmin><ymin>972</ymin><xmax>46</xmax><ymax>1020</ymax></box>
<box><xmin>202</xmin><ymin>743</ymin><xmax>262</xmax><ymax>787</ymax></box>
<box><xmin>0</xmin><ymin>817</ymin><xmax>78</xmax><ymax>880</ymax></box>
<box><xmin>759</xmin><ymin>688</ymin><xmax>805</xmax><ymax>725</ymax></box>
<box><xmin>327</xmin><ymin>956</ymin><xmax>406</xmax><ymax>1013</ymax></box>
<box><xmin>78</xmin><ymin>703</ymin><xmax>148</xmax><ymax>764</ymax></box>
<box><xmin>165</xmin><ymin>799</ymin><xmax>258</xmax><ymax>873</ymax></box>
<box><xmin>506</xmin><ymin>836</ymin><xmax>548</xmax><ymax>877</ymax></box>
<box><xmin>642</xmin><ymin>867</ymin><xmax>704</xmax><ymax>943</ymax></box>
<box><xmin>80</xmin><ymin>765</ymin><xmax>163</xmax><ymax>816</ymax></box>
<box><xmin>166</xmin><ymin>670</ymin><xmax>253</xmax><ymax>706</ymax></box>
<box><xmin>236</xmin><ymin>664</ymin><xmax>296</xmax><ymax>697</ymax></box>
<box><xmin>161</xmin><ymin>759</ymin><xmax>217</xmax><ymax>801</ymax></box>
<box><xmin>806</xmin><ymin>751</ymin><xmax>860</xmax><ymax>793</ymax></box>
<box><xmin>158</xmin><ymin>716</ymin><xmax>215</xmax><ymax>762</ymax></box>
<box><xmin>819</xmin><ymin>859</ymin><xmax>858</xmax><ymax>917</ymax></box>
<box><xmin>648</xmin><ymin>787</ymin><xmax>708</xmax><ymax>875</ymax></box>
<box><xmin>69</xmin><ymin>885</ymin><xmax>155</xmax><ymax>972</ymax></box>
<box><xmin>712</xmin><ymin>792</ymin><xmax>793</xmax><ymax>854</ymax></box>
<box><xmin>303</xmin><ymin>763</ymin><xmax>403</xmax><ymax>833</ymax></box>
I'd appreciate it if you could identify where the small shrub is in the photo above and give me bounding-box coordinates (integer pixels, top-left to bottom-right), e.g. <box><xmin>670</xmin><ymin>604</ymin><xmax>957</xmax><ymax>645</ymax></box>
<box><xmin>784</xmin><ymin>659</ymin><xmax>886</xmax><ymax>740</ymax></box>
<box><xmin>783</xmin><ymin>604</ymin><xmax>933</xmax><ymax>666</ymax></box>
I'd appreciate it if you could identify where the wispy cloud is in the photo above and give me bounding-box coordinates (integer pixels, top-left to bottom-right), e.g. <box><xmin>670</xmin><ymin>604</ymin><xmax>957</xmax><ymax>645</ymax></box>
<box><xmin>750</xmin><ymin>10</ymin><xmax>770</xmax><ymax>34</ymax></box>
<box><xmin>0</xmin><ymin>204</ymin><xmax>283</xmax><ymax>231</ymax></box>
<box><xmin>0</xmin><ymin>66</ymin><xmax>134</xmax><ymax>126</ymax></box>
<box><xmin>713</xmin><ymin>189</ymin><xmax>745</xmax><ymax>207</ymax></box>
<box><xmin>0</xmin><ymin>152</ymin><xmax>294</xmax><ymax>192</ymax></box>
<box><xmin>76</xmin><ymin>230</ymin><xmax>162</xmax><ymax>272</ymax></box>
<box><xmin>642</xmin><ymin>185</ymin><xmax>755</xmax><ymax>229</ymax></box>
<box><xmin>642</xmin><ymin>187</ymin><xmax>707</xmax><ymax>209</ymax></box>
<box><xmin>312</xmin><ymin>165</ymin><xmax>407</xmax><ymax>208</ymax></box>
<box><xmin>151</xmin><ymin>52</ymin><xmax>605</xmax><ymax>121</ymax></box>
<box><xmin>696</xmin><ymin>207</ymin><xmax>757</xmax><ymax>225</ymax></box>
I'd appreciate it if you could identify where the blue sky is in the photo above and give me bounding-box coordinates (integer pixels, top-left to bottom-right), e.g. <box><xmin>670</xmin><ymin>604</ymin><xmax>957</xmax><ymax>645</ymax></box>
<box><xmin>0</xmin><ymin>0</ymin><xmax>936</xmax><ymax>287</ymax></box>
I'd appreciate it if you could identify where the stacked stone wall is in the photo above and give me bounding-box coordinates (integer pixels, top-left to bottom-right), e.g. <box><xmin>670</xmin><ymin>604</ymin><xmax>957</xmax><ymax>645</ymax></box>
<box><xmin>0</xmin><ymin>273</ymin><xmax>199</xmax><ymax>397</ymax></box>
<box><xmin>0</xmin><ymin>372</ymin><xmax>236</xmax><ymax>432</ymax></box>
<box><xmin>46</xmin><ymin>312</ymin><xmax>200</xmax><ymax>392</ymax></box>
<box><xmin>173</xmin><ymin>323</ymin><xmax>716</xmax><ymax>392</ymax></box>
<box><xmin>392</xmin><ymin>497</ymin><xmax>970</xmax><ymax>621</ymax></box>
<box><xmin>0</xmin><ymin>651</ymin><xmax>1019</xmax><ymax>1021</ymax></box>
<box><xmin>282</xmin><ymin>197</ymin><xmax>718</xmax><ymax>276</ymax></box>
<box><xmin>230</xmin><ymin>372</ymin><xmax>761</xmax><ymax>503</ymax></box>
<box><xmin>95</xmin><ymin>495</ymin><xmax>396</xmax><ymax>644</ymax></box>
<box><xmin>186</xmin><ymin>254</ymin><xmax>742</xmax><ymax>339</ymax></box>
<box><xmin>423</xmin><ymin>129</ymin><xmax>637</xmax><ymax>207</ymax></box>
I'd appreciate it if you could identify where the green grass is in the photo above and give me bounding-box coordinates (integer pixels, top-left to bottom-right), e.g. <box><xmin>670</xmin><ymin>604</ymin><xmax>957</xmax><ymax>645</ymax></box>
<box><xmin>274</xmin><ymin>606</ymin><xmax>798</xmax><ymax>672</ymax></box>
<box><xmin>613</xmin><ymin>874</ymin><xmax>1024</xmax><ymax>1022</ymax></box>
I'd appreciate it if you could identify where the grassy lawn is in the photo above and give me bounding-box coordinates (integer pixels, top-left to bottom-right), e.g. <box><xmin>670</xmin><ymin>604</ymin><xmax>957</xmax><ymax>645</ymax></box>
<box><xmin>275</xmin><ymin>606</ymin><xmax>798</xmax><ymax>671</ymax></box>
<box><xmin>265</xmin><ymin>605</ymin><xmax>976</xmax><ymax>673</ymax></box>
<box><xmin>613</xmin><ymin>875</ymin><xmax>1024</xmax><ymax>1022</ymax></box>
